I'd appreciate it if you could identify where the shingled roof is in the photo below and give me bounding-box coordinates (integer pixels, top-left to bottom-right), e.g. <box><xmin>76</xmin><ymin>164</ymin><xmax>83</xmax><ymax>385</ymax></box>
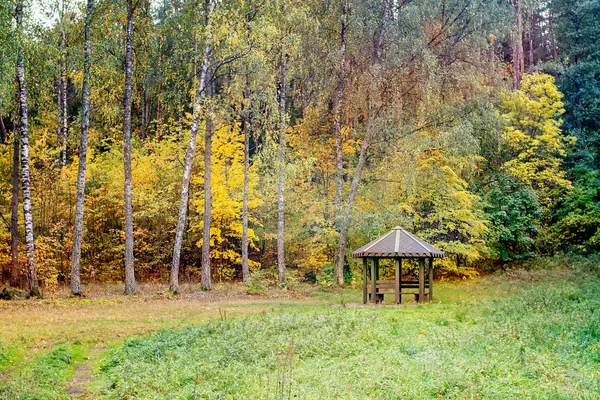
<box><xmin>351</xmin><ymin>226</ymin><xmax>445</xmax><ymax>258</ymax></box>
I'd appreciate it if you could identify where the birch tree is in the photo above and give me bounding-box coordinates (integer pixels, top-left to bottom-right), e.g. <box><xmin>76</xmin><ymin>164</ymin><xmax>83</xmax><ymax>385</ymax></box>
<box><xmin>70</xmin><ymin>0</ymin><xmax>94</xmax><ymax>296</ymax></box>
<box><xmin>169</xmin><ymin>0</ymin><xmax>213</xmax><ymax>294</ymax></box>
<box><xmin>123</xmin><ymin>0</ymin><xmax>136</xmax><ymax>294</ymax></box>
<box><xmin>276</xmin><ymin>55</ymin><xmax>287</xmax><ymax>285</ymax></box>
<box><xmin>200</xmin><ymin>75</ymin><xmax>214</xmax><ymax>291</ymax></box>
<box><xmin>332</xmin><ymin>0</ymin><xmax>349</xmax><ymax>284</ymax></box>
<box><xmin>16</xmin><ymin>0</ymin><xmax>39</xmax><ymax>297</ymax></box>
<box><xmin>241</xmin><ymin>104</ymin><xmax>251</xmax><ymax>286</ymax></box>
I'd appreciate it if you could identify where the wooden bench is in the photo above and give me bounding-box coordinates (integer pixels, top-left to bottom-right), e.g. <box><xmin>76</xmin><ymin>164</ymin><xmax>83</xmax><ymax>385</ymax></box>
<box><xmin>368</xmin><ymin>280</ymin><xmax>430</xmax><ymax>303</ymax></box>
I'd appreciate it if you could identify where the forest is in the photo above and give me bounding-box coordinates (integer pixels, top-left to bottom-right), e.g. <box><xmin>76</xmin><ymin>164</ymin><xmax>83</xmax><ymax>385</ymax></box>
<box><xmin>0</xmin><ymin>0</ymin><xmax>599</xmax><ymax>297</ymax></box>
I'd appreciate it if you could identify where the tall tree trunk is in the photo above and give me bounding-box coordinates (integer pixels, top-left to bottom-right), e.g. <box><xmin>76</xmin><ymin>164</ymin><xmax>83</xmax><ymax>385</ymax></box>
<box><xmin>277</xmin><ymin>54</ymin><xmax>287</xmax><ymax>286</ymax></box>
<box><xmin>332</xmin><ymin>0</ymin><xmax>349</xmax><ymax>284</ymax></box>
<box><xmin>16</xmin><ymin>0</ymin><xmax>39</xmax><ymax>298</ymax></box>
<box><xmin>141</xmin><ymin>85</ymin><xmax>147</xmax><ymax>142</ymax></box>
<box><xmin>169</xmin><ymin>0</ymin><xmax>213</xmax><ymax>294</ymax></box>
<box><xmin>335</xmin><ymin>112</ymin><xmax>374</xmax><ymax>285</ymax></box>
<box><xmin>373</xmin><ymin>0</ymin><xmax>391</xmax><ymax>63</ymax></box>
<box><xmin>200</xmin><ymin>78</ymin><xmax>213</xmax><ymax>291</ymax></box>
<box><xmin>61</xmin><ymin>56</ymin><xmax>68</xmax><ymax>167</ymax></box>
<box><xmin>518</xmin><ymin>3</ymin><xmax>524</xmax><ymax>76</ymax></box>
<box><xmin>241</xmin><ymin>111</ymin><xmax>250</xmax><ymax>286</ymax></box>
<box><xmin>10</xmin><ymin>113</ymin><xmax>19</xmax><ymax>288</ymax></box>
<box><xmin>156</xmin><ymin>80</ymin><xmax>162</xmax><ymax>137</ymax></box>
<box><xmin>56</xmin><ymin>65</ymin><xmax>62</xmax><ymax>152</ymax></box>
<box><xmin>123</xmin><ymin>0</ymin><xmax>136</xmax><ymax>295</ymax></box>
<box><xmin>549</xmin><ymin>9</ymin><xmax>557</xmax><ymax>60</ymax></box>
<box><xmin>335</xmin><ymin>0</ymin><xmax>391</xmax><ymax>285</ymax></box>
<box><xmin>0</xmin><ymin>112</ymin><xmax>8</xmax><ymax>143</ymax></box>
<box><xmin>71</xmin><ymin>0</ymin><xmax>94</xmax><ymax>296</ymax></box>
<box><xmin>513</xmin><ymin>0</ymin><xmax>524</xmax><ymax>88</ymax></box>
<box><xmin>528</xmin><ymin>11</ymin><xmax>534</xmax><ymax>68</ymax></box>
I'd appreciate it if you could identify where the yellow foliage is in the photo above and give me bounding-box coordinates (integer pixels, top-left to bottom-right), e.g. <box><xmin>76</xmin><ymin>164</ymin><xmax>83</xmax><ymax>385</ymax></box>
<box><xmin>501</xmin><ymin>73</ymin><xmax>575</xmax><ymax>195</ymax></box>
<box><xmin>192</xmin><ymin>123</ymin><xmax>262</xmax><ymax>278</ymax></box>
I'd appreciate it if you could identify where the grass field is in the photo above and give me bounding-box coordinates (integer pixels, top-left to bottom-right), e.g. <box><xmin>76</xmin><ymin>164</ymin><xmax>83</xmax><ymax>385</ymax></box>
<box><xmin>1</xmin><ymin>258</ymin><xmax>600</xmax><ymax>399</ymax></box>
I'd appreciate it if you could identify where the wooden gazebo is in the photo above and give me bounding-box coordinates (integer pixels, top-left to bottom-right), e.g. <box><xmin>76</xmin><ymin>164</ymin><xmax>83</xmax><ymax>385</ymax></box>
<box><xmin>352</xmin><ymin>226</ymin><xmax>445</xmax><ymax>304</ymax></box>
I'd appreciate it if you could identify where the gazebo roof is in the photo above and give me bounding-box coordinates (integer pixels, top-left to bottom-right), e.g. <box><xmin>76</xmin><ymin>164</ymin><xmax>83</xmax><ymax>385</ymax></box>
<box><xmin>351</xmin><ymin>226</ymin><xmax>445</xmax><ymax>258</ymax></box>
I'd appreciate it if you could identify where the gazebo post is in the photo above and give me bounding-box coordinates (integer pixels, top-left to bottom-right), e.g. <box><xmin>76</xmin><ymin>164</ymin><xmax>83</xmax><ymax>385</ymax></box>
<box><xmin>428</xmin><ymin>257</ymin><xmax>434</xmax><ymax>302</ymax></box>
<box><xmin>370</xmin><ymin>258</ymin><xmax>377</xmax><ymax>304</ymax></box>
<box><xmin>374</xmin><ymin>258</ymin><xmax>380</xmax><ymax>302</ymax></box>
<box><xmin>362</xmin><ymin>258</ymin><xmax>368</xmax><ymax>304</ymax></box>
<box><xmin>418</xmin><ymin>258</ymin><xmax>425</xmax><ymax>304</ymax></box>
<box><xmin>395</xmin><ymin>258</ymin><xmax>401</xmax><ymax>304</ymax></box>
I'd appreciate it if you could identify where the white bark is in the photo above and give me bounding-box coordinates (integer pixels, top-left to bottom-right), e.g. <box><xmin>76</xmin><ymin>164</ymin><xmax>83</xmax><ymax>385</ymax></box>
<box><xmin>200</xmin><ymin>78</ymin><xmax>213</xmax><ymax>291</ymax></box>
<box><xmin>241</xmin><ymin>113</ymin><xmax>250</xmax><ymax>286</ymax></box>
<box><xmin>16</xmin><ymin>0</ymin><xmax>39</xmax><ymax>297</ymax></box>
<box><xmin>70</xmin><ymin>0</ymin><xmax>94</xmax><ymax>296</ymax></box>
<box><xmin>60</xmin><ymin>67</ymin><xmax>68</xmax><ymax>167</ymax></box>
<box><xmin>332</xmin><ymin>0</ymin><xmax>349</xmax><ymax>284</ymax></box>
<box><xmin>123</xmin><ymin>0</ymin><xmax>136</xmax><ymax>295</ymax></box>
<box><xmin>277</xmin><ymin>56</ymin><xmax>287</xmax><ymax>286</ymax></box>
<box><xmin>169</xmin><ymin>0</ymin><xmax>213</xmax><ymax>293</ymax></box>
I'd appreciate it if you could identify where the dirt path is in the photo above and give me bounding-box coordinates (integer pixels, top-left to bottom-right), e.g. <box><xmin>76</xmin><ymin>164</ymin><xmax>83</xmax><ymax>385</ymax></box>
<box><xmin>65</xmin><ymin>345</ymin><xmax>104</xmax><ymax>399</ymax></box>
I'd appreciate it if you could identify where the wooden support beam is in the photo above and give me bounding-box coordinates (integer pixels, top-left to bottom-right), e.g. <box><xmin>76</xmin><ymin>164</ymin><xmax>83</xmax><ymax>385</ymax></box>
<box><xmin>362</xmin><ymin>258</ymin><xmax>368</xmax><ymax>304</ymax></box>
<box><xmin>395</xmin><ymin>258</ymin><xmax>401</xmax><ymax>304</ymax></box>
<box><xmin>428</xmin><ymin>257</ymin><xmax>433</xmax><ymax>302</ymax></box>
<box><xmin>371</xmin><ymin>258</ymin><xmax>376</xmax><ymax>304</ymax></box>
<box><xmin>418</xmin><ymin>258</ymin><xmax>425</xmax><ymax>304</ymax></box>
<box><xmin>374</xmin><ymin>258</ymin><xmax>380</xmax><ymax>303</ymax></box>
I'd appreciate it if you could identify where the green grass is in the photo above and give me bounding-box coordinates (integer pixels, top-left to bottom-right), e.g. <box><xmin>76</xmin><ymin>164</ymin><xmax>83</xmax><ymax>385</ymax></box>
<box><xmin>95</xmin><ymin>268</ymin><xmax>600</xmax><ymax>399</ymax></box>
<box><xmin>0</xmin><ymin>344</ymin><xmax>85</xmax><ymax>400</ymax></box>
<box><xmin>2</xmin><ymin>262</ymin><xmax>600</xmax><ymax>398</ymax></box>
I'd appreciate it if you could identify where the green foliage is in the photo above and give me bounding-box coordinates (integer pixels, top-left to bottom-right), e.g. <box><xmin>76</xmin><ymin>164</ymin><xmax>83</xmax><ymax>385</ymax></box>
<box><xmin>550</xmin><ymin>163</ymin><xmax>600</xmax><ymax>252</ymax></box>
<box><xmin>483</xmin><ymin>172</ymin><xmax>541</xmax><ymax>262</ymax></box>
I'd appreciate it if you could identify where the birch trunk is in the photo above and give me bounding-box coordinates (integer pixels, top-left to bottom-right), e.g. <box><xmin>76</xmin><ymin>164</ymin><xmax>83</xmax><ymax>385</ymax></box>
<box><xmin>123</xmin><ymin>0</ymin><xmax>136</xmax><ymax>295</ymax></box>
<box><xmin>335</xmin><ymin>0</ymin><xmax>391</xmax><ymax>285</ymax></box>
<box><xmin>332</xmin><ymin>0</ymin><xmax>349</xmax><ymax>284</ymax></box>
<box><xmin>200</xmin><ymin>79</ymin><xmax>213</xmax><ymax>291</ymax></box>
<box><xmin>157</xmin><ymin>80</ymin><xmax>162</xmax><ymax>137</ymax></box>
<box><xmin>61</xmin><ymin>64</ymin><xmax>68</xmax><ymax>167</ymax></box>
<box><xmin>241</xmin><ymin>112</ymin><xmax>250</xmax><ymax>286</ymax></box>
<box><xmin>56</xmin><ymin>66</ymin><xmax>62</xmax><ymax>152</ymax></box>
<box><xmin>70</xmin><ymin>0</ymin><xmax>94</xmax><ymax>296</ymax></box>
<box><xmin>16</xmin><ymin>0</ymin><xmax>40</xmax><ymax>297</ymax></box>
<box><xmin>335</xmin><ymin>110</ymin><xmax>374</xmax><ymax>285</ymax></box>
<box><xmin>277</xmin><ymin>56</ymin><xmax>287</xmax><ymax>286</ymax></box>
<box><xmin>169</xmin><ymin>0</ymin><xmax>213</xmax><ymax>294</ymax></box>
<box><xmin>10</xmin><ymin>115</ymin><xmax>19</xmax><ymax>288</ymax></box>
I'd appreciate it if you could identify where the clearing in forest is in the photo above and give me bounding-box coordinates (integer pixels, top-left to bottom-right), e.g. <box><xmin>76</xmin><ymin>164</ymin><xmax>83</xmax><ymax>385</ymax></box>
<box><xmin>1</xmin><ymin>265</ymin><xmax>600</xmax><ymax>399</ymax></box>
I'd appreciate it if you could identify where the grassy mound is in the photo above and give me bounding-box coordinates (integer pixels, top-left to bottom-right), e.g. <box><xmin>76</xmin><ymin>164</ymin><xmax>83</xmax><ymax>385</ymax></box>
<box><xmin>98</xmin><ymin>271</ymin><xmax>600</xmax><ymax>399</ymax></box>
